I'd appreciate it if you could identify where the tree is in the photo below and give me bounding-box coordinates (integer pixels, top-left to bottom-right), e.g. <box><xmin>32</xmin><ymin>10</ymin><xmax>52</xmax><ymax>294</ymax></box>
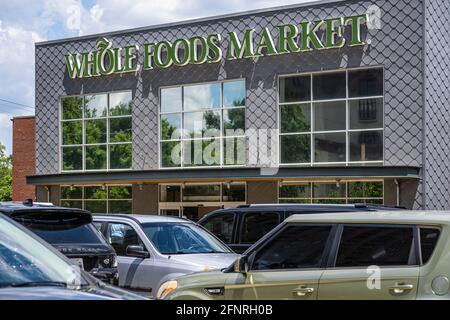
<box><xmin>0</xmin><ymin>143</ymin><xmax>12</xmax><ymax>201</ymax></box>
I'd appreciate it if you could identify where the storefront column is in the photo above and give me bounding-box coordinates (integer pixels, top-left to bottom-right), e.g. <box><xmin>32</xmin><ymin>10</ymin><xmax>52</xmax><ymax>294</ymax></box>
<box><xmin>247</xmin><ymin>181</ymin><xmax>278</xmax><ymax>204</ymax></box>
<box><xmin>384</xmin><ymin>179</ymin><xmax>419</xmax><ymax>209</ymax></box>
<box><xmin>132</xmin><ymin>184</ymin><xmax>159</xmax><ymax>214</ymax></box>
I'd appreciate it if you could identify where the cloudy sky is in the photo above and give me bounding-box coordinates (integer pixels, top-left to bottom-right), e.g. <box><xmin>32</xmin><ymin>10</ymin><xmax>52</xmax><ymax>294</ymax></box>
<box><xmin>0</xmin><ymin>0</ymin><xmax>316</xmax><ymax>155</ymax></box>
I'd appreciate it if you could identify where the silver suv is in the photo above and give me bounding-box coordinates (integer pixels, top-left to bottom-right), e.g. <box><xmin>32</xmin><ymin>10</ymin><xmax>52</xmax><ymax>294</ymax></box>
<box><xmin>93</xmin><ymin>214</ymin><xmax>239</xmax><ymax>297</ymax></box>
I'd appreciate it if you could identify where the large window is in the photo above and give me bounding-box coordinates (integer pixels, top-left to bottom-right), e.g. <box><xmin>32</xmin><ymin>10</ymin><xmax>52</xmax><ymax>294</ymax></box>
<box><xmin>160</xmin><ymin>80</ymin><xmax>246</xmax><ymax>168</ymax></box>
<box><xmin>279</xmin><ymin>180</ymin><xmax>384</xmax><ymax>204</ymax></box>
<box><xmin>159</xmin><ymin>183</ymin><xmax>246</xmax><ymax>203</ymax></box>
<box><xmin>61</xmin><ymin>92</ymin><xmax>132</xmax><ymax>172</ymax></box>
<box><xmin>60</xmin><ymin>185</ymin><xmax>133</xmax><ymax>214</ymax></box>
<box><xmin>279</xmin><ymin>68</ymin><xmax>383</xmax><ymax>165</ymax></box>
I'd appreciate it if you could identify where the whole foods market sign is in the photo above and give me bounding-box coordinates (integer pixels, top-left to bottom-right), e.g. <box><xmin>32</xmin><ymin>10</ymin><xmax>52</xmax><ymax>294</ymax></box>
<box><xmin>65</xmin><ymin>14</ymin><xmax>368</xmax><ymax>79</ymax></box>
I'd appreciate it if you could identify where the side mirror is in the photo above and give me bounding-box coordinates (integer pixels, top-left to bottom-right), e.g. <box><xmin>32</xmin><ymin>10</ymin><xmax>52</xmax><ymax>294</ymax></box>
<box><xmin>126</xmin><ymin>245</ymin><xmax>150</xmax><ymax>259</ymax></box>
<box><xmin>233</xmin><ymin>256</ymin><xmax>249</xmax><ymax>274</ymax></box>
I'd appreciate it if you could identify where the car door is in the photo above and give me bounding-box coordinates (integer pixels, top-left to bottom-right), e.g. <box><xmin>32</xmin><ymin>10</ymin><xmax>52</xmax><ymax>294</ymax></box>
<box><xmin>234</xmin><ymin>211</ymin><xmax>280</xmax><ymax>253</ymax></box>
<box><xmin>104</xmin><ymin>221</ymin><xmax>153</xmax><ymax>290</ymax></box>
<box><xmin>318</xmin><ymin>225</ymin><xmax>420</xmax><ymax>300</ymax></box>
<box><xmin>225</xmin><ymin>224</ymin><xmax>335</xmax><ymax>300</ymax></box>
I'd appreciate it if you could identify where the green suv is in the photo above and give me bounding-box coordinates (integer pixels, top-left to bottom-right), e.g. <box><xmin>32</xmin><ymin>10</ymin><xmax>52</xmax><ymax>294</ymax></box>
<box><xmin>159</xmin><ymin>211</ymin><xmax>450</xmax><ymax>300</ymax></box>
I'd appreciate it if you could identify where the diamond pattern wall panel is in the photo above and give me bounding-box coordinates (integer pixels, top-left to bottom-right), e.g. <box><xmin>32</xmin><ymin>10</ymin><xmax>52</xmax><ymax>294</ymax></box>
<box><xmin>35</xmin><ymin>0</ymin><xmax>424</xmax><ymax>180</ymax></box>
<box><xmin>423</xmin><ymin>0</ymin><xmax>450</xmax><ymax>209</ymax></box>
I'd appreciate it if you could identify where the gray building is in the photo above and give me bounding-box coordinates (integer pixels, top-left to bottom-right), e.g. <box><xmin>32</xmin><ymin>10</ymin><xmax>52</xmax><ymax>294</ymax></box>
<box><xmin>28</xmin><ymin>0</ymin><xmax>450</xmax><ymax>219</ymax></box>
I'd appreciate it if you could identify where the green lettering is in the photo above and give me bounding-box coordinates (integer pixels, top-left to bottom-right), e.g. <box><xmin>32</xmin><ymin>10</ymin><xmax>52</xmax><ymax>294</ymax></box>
<box><xmin>344</xmin><ymin>14</ymin><xmax>368</xmax><ymax>46</ymax></box>
<box><xmin>189</xmin><ymin>36</ymin><xmax>208</xmax><ymax>64</ymax></box>
<box><xmin>65</xmin><ymin>53</ymin><xmax>83</xmax><ymax>79</ymax></box>
<box><xmin>300</xmin><ymin>20</ymin><xmax>325</xmax><ymax>51</ymax></box>
<box><xmin>172</xmin><ymin>39</ymin><xmax>190</xmax><ymax>66</ymax></box>
<box><xmin>277</xmin><ymin>24</ymin><xmax>300</xmax><ymax>54</ymax></box>
<box><xmin>143</xmin><ymin>43</ymin><xmax>155</xmax><ymax>70</ymax></box>
<box><xmin>154</xmin><ymin>41</ymin><xmax>173</xmax><ymax>68</ymax></box>
<box><xmin>207</xmin><ymin>34</ymin><xmax>222</xmax><ymax>63</ymax></box>
<box><xmin>227</xmin><ymin>30</ymin><xmax>256</xmax><ymax>59</ymax></box>
<box><xmin>255</xmin><ymin>27</ymin><xmax>278</xmax><ymax>56</ymax></box>
<box><xmin>82</xmin><ymin>51</ymin><xmax>99</xmax><ymax>77</ymax></box>
<box><xmin>123</xmin><ymin>45</ymin><xmax>139</xmax><ymax>72</ymax></box>
<box><xmin>325</xmin><ymin>17</ymin><xmax>345</xmax><ymax>48</ymax></box>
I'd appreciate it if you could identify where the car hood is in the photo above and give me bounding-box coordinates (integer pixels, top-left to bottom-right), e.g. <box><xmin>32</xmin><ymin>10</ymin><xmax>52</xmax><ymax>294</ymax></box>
<box><xmin>0</xmin><ymin>285</ymin><xmax>146</xmax><ymax>300</ymax></box>
<box><xmin>166</xmin><ymin>253</ymin><xmax>239</xmax><ymax>271</ymax></box>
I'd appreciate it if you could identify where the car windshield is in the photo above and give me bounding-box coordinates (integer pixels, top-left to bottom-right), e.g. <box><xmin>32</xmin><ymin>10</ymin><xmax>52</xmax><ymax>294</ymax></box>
<box><xmin>141</xmin><ymin>222</ymin><xmax>232</xmax><ymax>255</ymax></box>
<box><xmin>0</xmin><ymin>215</ymin><xmax>90</xmax><ymax>288</ymax></box>
<box><xmin>15</xmin><ymin>212</ymin><xmax>104</xmax><ymax>245</ymax></box>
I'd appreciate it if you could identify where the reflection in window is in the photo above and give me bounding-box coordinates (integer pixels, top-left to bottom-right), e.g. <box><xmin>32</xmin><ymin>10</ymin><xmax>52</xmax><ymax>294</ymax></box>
<box><xmin>60</xmin><ymin>185</ymin><xmax>132</xmax><ymax>214</ymax></box>
<box><xmin>160</xmin><ymin>80</ymin><xmax>246</xmax><ymax>168</ymax></box>
<box><xmin>279</xmin><ymin>68</ymin><xmax>383</xmax><ymax>165</ymax></box>
<box><xmin>61</xmin><ymin>92</ymin><xmax>132</xmax><ymax>172</ymax></box>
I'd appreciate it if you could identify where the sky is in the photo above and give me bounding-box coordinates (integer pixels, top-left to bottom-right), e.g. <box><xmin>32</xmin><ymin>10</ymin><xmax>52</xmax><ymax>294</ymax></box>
<box><xmin>0</xmin><ymin>0</ymin><xmax>316</xmax><ymax>155</ymax></box>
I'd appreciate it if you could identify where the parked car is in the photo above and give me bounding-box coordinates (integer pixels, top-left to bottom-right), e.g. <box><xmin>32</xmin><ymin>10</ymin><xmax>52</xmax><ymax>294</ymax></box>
<box><xmin>160</xmin><ymin>210</ymin><xmax>448</xmax><ymax>300</ymax></box>
<box><xmin>198</xmin><ymin>203</ymin><xmax>403</xmax><ymax>253</ymax></box>
<box><xmin>93</xmin><ymin>214</ymin><xmax>239</xmax><ymax>298</ymax></box>
<box><xmin>0</xmin><ymin>201</ymin><xmax>118</xmax><ymax>284</ymax></box>
<box><xmin>0</xmin><ymin>212</ymin><xmax>146</xmax><ymax>300</ymax></box>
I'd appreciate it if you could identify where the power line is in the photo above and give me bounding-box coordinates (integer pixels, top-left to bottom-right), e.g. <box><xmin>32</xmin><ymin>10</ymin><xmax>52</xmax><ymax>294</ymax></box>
<box><xmin>0</xmin><ymin>104</ymin><xmax>34</xmax><ymax>117</ymax></box>
<box><xmin>0</xmin><ymin>98</ymin><xmax>34</xmax><ymax>110</ymax></box>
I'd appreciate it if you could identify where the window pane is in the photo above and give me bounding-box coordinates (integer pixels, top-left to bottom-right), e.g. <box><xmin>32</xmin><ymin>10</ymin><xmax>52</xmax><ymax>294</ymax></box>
<box><xmin>85</xmin><ymin>145</ymin><xmax>107</xmax><ymax>170</ymax></box>
<box><xmin>349</xmin><ymin>98</ymin><xmax>383</xmax><ymax>129</ymax></box>
<box><xmin>161</xmin><ymin>114</ymin><xmax>181</xmax><ymax>140</ymax></box>
<box><xmin>313</xmin><ymin>182</ymin><xmax>346</xmax><ymax>198</ymax></box>
<box><xmin>62</xmin><ymin>146</ymin><xmax>82</xmax><ymax>171</ymax></box>
<box><xmin>313</xmin><ymin>199</ymin><xmax>347</xmax><ymax>204</ymax></box>
<box><xmin>280</xmin><ymin>184</ymin><xmax>311</xmax><ymax>198</ymax></box>
<box><xmin>223</xmin><ymin>137</ymin><xmax>245</xmax><ymax>166</ymax></box>
<box><xmin>313</xmin><ymin>72</ymin><xmax>346</xmax><ymax>100</ymax></box>
<box><xmin>109</xmin><ymin>92</ymin><xmax>132</xmax><ymax>116</ymax></box>
<box><xmin>314</xmin><ymin>132</ymin><xmax>346</xmax><ymax>163</ymax></box>
<box><xmin>61</xmin><ymin>186</ymin><xmax>82</xmax><ymax>199</ymax></box>
<box><xmin>420</xmin><ymin>228</ymin><xmax>440</xmax><ymax>264</ymax></box>
<box><xmin>349</xmin><ymin>131</ymin><xmax>383</xmax><ymax>161</ymax></box>
<box><xmin>85</xmin><ymin>119</ymin><xmax>107</xmax><ymax>144</ymax></box>
<box><xmin>110</xmin><ymin>117</ymin><xmax>132</xmax><ymax>143</ymax></box>
<box><xmin>183</xmin><ymin>139</ymin><xmax>220</xmax><ymax>167</ymax></box>
<box><xmin>349</xmin><ymin>68</ymin><xmax>383</xmax><ymax>98</ymax></box>
<box><xmin>280</xmin><ymin>135</ymin><xmax>311</xmax><ymax>163</ymax></box>
<box><xmin>62</xmin><ymin>121</ymin><xmax>82</xmax><ymax>145</ymax></box>
<box><xmin>184</xmin><ymin>111</ymin><xmax>220</xmax><ymax>138</ymax></box>
<box><xmin>184</xmin><ymin>83</ymin><xmax>221</xmax><ymax>111</ymax></box>
<box><xmin>161</xmin><ymin>87</ymin><xmax>182</xmax><ymax>113</ymax></box>
<box><xmin>280</xmin><ymin>199</ymin><xmax>311</xmax><ymax>204</ymax></box>
<box><xmin>314</xmin><ymin>101</ymin><xmax>346</xmax><ymax>131</ymax></box>
<box><xmin>85</xmin><ymin>186</ymin><xmax>107</xmax><ymax>199</ymax></box>
<box><xmin>223</xmin><ymin>80</ymin><xmax>246</xmax><ymax>107</ymax></box>
<box><xmin>106</xmin><ymin>223</ymin><xmax>143</xmax><ymax>256</ymax></box>
<box><xmin>110</xmin><ymin>144</ymin><xmax>132</xmax><ymax>169</ymax></box>
<box><xmin>336</xmin><ymin>226</ymin><xmax>414</xmax><ymax>267</ymax></box>
<box><xmin>60</xmin><ymin>200</ymin><xmax>83</xmax><ymax>209</ymax></box>
<box><xmin>348</xmin><ymin>181</ymin><xmax>383</xmax><ymax>198</ymax></box>
<box><xmin>161</xmin><ymin>141</ymin><xmax>181</xmax><ymax>168</ymax></box>
<box><xmin>85</xmin><ymin>94</ymin><xmax>107</xmax><ymax>118</ymax></box>
<box><xmin>108</xmin><ymin>186</ymin><xmax>132</xmax><ymax>199</ymax></box>
<box><xmin>252</xmin><ymin>225</ymin><xmax>331</xmax><ymax>270</ymax></box>
<box><xmin>62</xmin><ymin>97</ymin><xmax>83</xmax><ymax>120</ymax></box>
<box><xmin>240</xmin><ymin>212</ymin><xmax>279</xmax><ymax>244</ymax></box>
<box><xmin>85</xmin><ymin>200</ymin><xmax>107</xmax><ymax>213</ymax></box>
<box><xmin>159</xmin><ymin>185</ymin><xmax>181</xmax><ymax>202</ymax></box>
<box><xmin>279</xmin><ymin>75</ymin><xmax>311</xmax><ymax>103</ymax></box>
<box><xmin>280</xmin><ymin>104</ymin><xmax>311</xmax><ymax>133</ymax></box>
<box><xmin>223</xmin><ymin>183</ymin><xmax>245</xmax><ymax>201</ymax></box>
<box><xmin>109</xmin><ymin>200</ymin><xmax>132</xmax><ymax>214</ymax></box>
<box><xmin>223</xmin><ymin>108</ymin><xmax>245</xmax><ymax>133</ymax></box>
<box><xmin>183</xmin><ymin>185</ymin><xmax>221</xmax><ymax>202</ymax></box>
<box><xmin>202</xmin><ymin>213</ymin><xmax>235</xmax><ymax>243</ymax></box>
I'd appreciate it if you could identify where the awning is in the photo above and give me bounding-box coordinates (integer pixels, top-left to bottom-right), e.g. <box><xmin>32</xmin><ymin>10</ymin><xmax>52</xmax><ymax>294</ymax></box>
<box><xmin>27</xmin><ymin>166</ymin><xmax>421</xmax><ymax>185</ymax></box>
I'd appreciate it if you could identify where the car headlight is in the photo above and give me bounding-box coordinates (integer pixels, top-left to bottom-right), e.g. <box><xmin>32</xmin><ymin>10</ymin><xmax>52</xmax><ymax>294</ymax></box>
<box><xmin>157</xmin><ymin>280</ymin><xmax>178</xmax><ymax>299</ymax></box>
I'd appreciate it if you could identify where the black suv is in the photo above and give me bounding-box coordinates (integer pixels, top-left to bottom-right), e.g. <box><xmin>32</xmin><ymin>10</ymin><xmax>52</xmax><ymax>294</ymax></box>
<box><xmin>0</xmin><ymin>201</ymin><xmax>118</xmax><ymax>284</ymax></box>
<box><xmin>198</xmin><ymin>203</ymin><xmax>403</xmax><ymax>253</ymax></box>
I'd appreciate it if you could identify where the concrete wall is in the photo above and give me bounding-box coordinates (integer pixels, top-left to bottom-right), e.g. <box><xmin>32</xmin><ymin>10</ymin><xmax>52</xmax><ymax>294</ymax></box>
<box><xmin>132</xmin><ymin>184</ymin><xmax>159</xmax><ymax>214</ymax></box>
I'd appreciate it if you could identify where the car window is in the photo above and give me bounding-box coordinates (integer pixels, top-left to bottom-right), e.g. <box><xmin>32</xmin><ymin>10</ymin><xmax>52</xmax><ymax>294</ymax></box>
<box><xmin>240</xmin><ymin>212</ymin><xmax>280</xmax><ymax>244</ymax></box>
<box><xmin>201</xmin><ymin>213</ymin><xmax>235</xmax><ymax>244</ymax></box>
<box><xmin>106</xmin><ymin>223</ymin><xmax>144</xmax><ymax>256</ymax></box>
<box><xmin>336</xmin><ymin>226</ymin><xmax>415</xmax><ymax>267</ymax></box>
<box><xmin>251</xmin><ymin>225</ymin><xmax>332</xmax><ymax>270</ymax></box>
<box><xmin>93</xmin><ymin>221</ymin><xmax>103</xmax><ymax>231</ymax></box>
<box><xmin>420</xmin><ymin>227</ymin><xmax>440</xmax><ymax>264</ymax></box>
<box><xmin>141</xmin><ymin>223</ymin><xmax>231</xmax><ymax>254</ymax></box>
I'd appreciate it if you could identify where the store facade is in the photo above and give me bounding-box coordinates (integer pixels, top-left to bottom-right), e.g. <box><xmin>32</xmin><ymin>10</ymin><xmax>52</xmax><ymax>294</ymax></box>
<box><xmin>29</xmin><ymin>0</ymin><xmax>450</xmax><ymax>217</ymax></box>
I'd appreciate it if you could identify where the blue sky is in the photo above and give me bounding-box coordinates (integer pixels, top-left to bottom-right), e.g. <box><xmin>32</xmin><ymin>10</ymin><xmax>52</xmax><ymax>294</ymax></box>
<box><xmin>0</xmin><ymin>0</ymin><xmax>314</xmax><ymax>155</ymax></box>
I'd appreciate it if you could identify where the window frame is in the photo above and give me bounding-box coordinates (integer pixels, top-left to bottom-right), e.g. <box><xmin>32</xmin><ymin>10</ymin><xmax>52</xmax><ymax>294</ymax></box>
<box><xmin>158</xmin><ymin>78</ymin><xmax>247</xmax><ymax>169</ymax></box>
<box><xmin>277</xmin><ymin>66</ymin><xmax>385</xmax><ymax>166</ymax></box>
<box><xmin>59</xmin><ymin>90</ymin><xmax>133</xmax><ymax>173</ymax></box>
<box><xmin>326</xmin><ymin>224</ymin><xmax>420</xmax><ymax>269</ymax></box>
<box><xmin>247</xmin><ymin>223</ymin><xmax>338</xmax><ymax>273</ymax></box>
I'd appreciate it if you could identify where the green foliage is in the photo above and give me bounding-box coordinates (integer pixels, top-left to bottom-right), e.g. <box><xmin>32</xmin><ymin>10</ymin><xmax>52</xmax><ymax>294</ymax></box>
<box><xmin>0</xmin><ymin>143</ymin><xmax>12</xmax><ymax>201</ymax></box>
